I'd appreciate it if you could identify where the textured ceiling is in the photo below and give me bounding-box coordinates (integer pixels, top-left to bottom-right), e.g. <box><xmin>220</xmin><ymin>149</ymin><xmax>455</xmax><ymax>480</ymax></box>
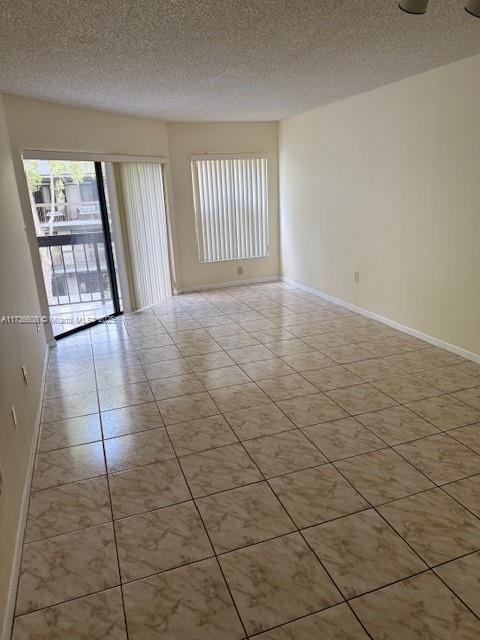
<box><xmin>0</xmin><ymin>0</ymin><xmax>479</xmax><ymax>121</ymax></box>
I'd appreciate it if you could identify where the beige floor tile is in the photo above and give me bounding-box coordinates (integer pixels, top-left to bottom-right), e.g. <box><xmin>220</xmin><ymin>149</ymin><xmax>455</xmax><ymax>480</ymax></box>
<box><xmin>12</xmin><ymin>588</ymin><xmax>127</xmax><ymax>640</ymax></box>
<box><xmin>44</xmin><ymin>372</ymin><xmax>97</xmax><ymax>399</ymax></box>
<box><xmin>38</xmin><ymin>414</ymin><xmax>102</xmax><ymax>453</ymax></box>
<box><xmin>167</xmin><ymin>414</ymin><xmax>238</xmax><ymax>456</ymax></box>
<box><xmin>25</xmin><ymin>477</ymin><xmax>111</xmax><ymax>543</ymax></box>
<box><xmin>378</xmin><ymin>488</ymin><xmax>480</xmax><ymax>565</ymax></box>
<box><xmin>244</xmin><ymin>430</ymin><xmax>327</xmax><ymax>477</ymax></box>
<box><xmin>177</xmin><ymin>340</ymin><xmax>222</xmax><ymax>357</ymax></box>
<box><xmin>417</xmin><ymin>365</ymin><xmax>480</xmax><ymax>393</ymax></box>
<box><xmin>373</xmin><ymin>374</ymin><xmax>443</xmax><ymax>403</ymax></box>
<box><xmin>224</xmin><ymin>403</ymin><xmax>294</xmax><ymax>440</ymax></box>
<box><xmin>320</xmin><ymin>344</ymin><xmax>374</xmax><ymax>364</ymax></box>
<box><xmin>16</xmin><ymin>523</ymin><xmax>119</xmax><ymax>614</ymax></box>
<box><xmin>302</xmin><ymin>417</ymin><xmax>385</xmax><ymax>461</ymax></box>
<box><xmin>265</xmin><ymin>339</ymin><xmax>311</xmax><ymax>357</ymax></box>
<box><xmin>142</xmin><ymin>357</ymin><xmax>192</xmax><ymax>380</ymax></box>
<box><xmin>302</xmin><ymin>365</ymin><xmax>364</xmax><ymax>391</ymax></box>
<box><xmin>215</xmin><ymin>333</ymin><xmax>259</xmax><ymax>349</ymax></box>
<box><xmin>355</xmin><ymin>405</ymin><xmax>438</xmax><ymax>445</ymax></box>
<box><xmin>304</xmin><ymin>509</ymin><xmax>426</xmax><ymax>598</ymax></box>
<box><xmin>186</xmin><ymin>351</ymin><xmax>235</xmax><ymax>371</ymax></box>
<box><xmin>130</xmin><ymin>334</ymin><xmax>172</xmax><ymax>349</ymax></box>
<box><xmin>252</xmin><ymin>604</ymin><xmax>369</xmax><ymax>640</ymax></box>
<box><xmin>336</xmin><ymin>448</ymin><xmax>434</xmax><ymax>505</ymax></box>
<box><xmin>327</xmin><ymin>383</ymin><xmax>397</xmax><ymax>415</ymax></box>
<box><xmin>195</xmin><ymin>365</ymin><xmax>251</xmax><ymax>389</ymax></box>
<box><xmin>95</xmin><ymin>365</ymin><xmax>147</xmax><ymax>390</ymax></box>
<box><xmin>270</xmin><ymin>464</ymin><xmax>367</xmax><ymax>528</ymax></box>
<box><xmin>209</xmin><ymin>382</ymin><xmax>270</xmax><ymax>412</ymax></box>
<box><xmin>115</xmin><ymin>501</ymin><xmax>213</xmax><ymax>582</ymax></box>
<box><xmin>280</xmin><ymin>351</ymin><xmax>334</xmax><ymax>372</ymax></box>
<box><xmin>104</xmin><ymin>427</ymin><xmax>174</xmax><ymax>472</ymax></box>
<box><xmin>351</xmin><ymin>572</ymin><xmax>480</xmax><ymax>639</ymax></box>
<box><xmin>395</xmin><ymin>434</ymin><xmax>480</xmax><ymax>484</ymax></box>
<box><xmin>344</xmin><ymin>357</ymin><xmax>403</xmax><ymax>382</ymax></box>
<box><xmin>109</xmin><ymin>459</ymin><xmax>190</xmax><ymax>519</ymax></box>
<box><xmin>442</xmin><ymin>474</ymin><xmax>480</xmax><ymax>517</ymax></box>
<box><xmin>435</xmin><ymin>551</ymin><xmax>480</xmax><ymax>616</ymax></box>
<box><xmin>449</xmin><ymin>422</ymin><xmax>480</xmax><ymax>454</ymax></box>
<box><xmin>123</xmin><ymin>558</ymin><xmax>244</xmax><ymax>640</ymax></box>
<box><xmin>227</xmin><ymin>344</ymin><xmax>275</xmax><ymax>364</ymax></box>
<box><xmin>453</xmin><ymin>386</ymin><xmax>480</xmax><ymax>410</ymax></box>
<box><xmin>157</xmin><ymin>391</ymin><xmax>218</xmax><ymax>424</ymax></box>
<box><xmin>257</xmin><ymin>374</ymin><xmax>318</xmax><ymax>401</ymax></box>
<box><xmin>101</xmin><ymin>402</ymin><xmax>163</xmax><ymax>439</ymax></box>
<box><xmin>406</xmin><ymin>395</ymin><xmax>480</xmax><ymax>430</ymax></box>
<box><xmin>135</xmin><ymin>345</ymin><xmax>182</xmax><ymax>363</ymax></box>
<box><xmin>42</xmin><ymin>392</ymin><xmax>98</xmax><ymax>422</ymax></box>
<box><xmin>239</xmin><ymin>358</ymin><xmax>295</xmax><ymax>381</ymax></box>
<box><xmin>180</xmin><ymin>443</ymin><xmax>262</xmax><ymax>497</ymax></box>
<box><xmin>277</xmin><ymin>392</ymin><xmax>347</xmax><ymax>427</ymax></box>
<box><xmin>219</xmin><ymin>533</ymin><xmax>341</xmax><ymax>635</ymax></box>
<box><xmin>32</xmin><ymin>442</ymin><xmax>106</xmax><ymax>491</ymax></box>
<box><xmin>197</xmin><ymin>482</ymin><xmax>295</xmax><ymax>553</ymax></box>
<box><xmin>98</xmin><ymin>382</ymin><xmax>154</xmax><ymax>412</ymax></box>
<box><xmin>149</xmin><ymin>373</ymin><xmax>205</xmax><ymax>400</ymax></box>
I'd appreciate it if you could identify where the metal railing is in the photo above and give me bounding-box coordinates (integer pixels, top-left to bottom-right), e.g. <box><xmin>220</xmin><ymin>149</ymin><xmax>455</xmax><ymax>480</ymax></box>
<box><xmin>37</xmin><ymin>232</ymin><xmax>112</xmax><ymax>307</ymax></box>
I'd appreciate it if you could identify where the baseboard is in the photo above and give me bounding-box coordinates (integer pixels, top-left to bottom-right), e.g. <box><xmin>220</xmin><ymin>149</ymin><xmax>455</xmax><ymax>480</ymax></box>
<box><xmin>175</xmin><ymin>275</ymin><xmax>280</xmax><ymax>294</ymax></box>
<box><xmin>2</xmin><ymin>344</ymin><xmax>50</xmax><ymax>640</ymax></box>
<box><xmin>282</xmin><ymin>276</ymin><xmax>480</xmax><ymax>365</ymax></box>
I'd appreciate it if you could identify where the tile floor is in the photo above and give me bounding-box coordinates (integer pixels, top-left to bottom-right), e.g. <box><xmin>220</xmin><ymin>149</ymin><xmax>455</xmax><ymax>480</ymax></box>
<box><xmin>11</xmin><ymin>281</ymin><xmax>480</xmax><ymax>639</ymax></box>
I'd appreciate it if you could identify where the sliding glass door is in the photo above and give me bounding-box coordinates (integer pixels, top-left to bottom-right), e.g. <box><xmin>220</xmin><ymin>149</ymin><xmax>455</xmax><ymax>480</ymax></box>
<box><xmin>24</xmin><ymin>159</ymin><xmax>121</xmax><ymax>337</ymax></box>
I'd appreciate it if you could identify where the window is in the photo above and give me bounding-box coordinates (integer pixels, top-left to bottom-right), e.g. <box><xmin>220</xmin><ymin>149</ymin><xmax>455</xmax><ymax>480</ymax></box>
<box><xmin>191</xmin><ymin>156</ymin><xmax>269</xmax><ymax>263</ymax></box>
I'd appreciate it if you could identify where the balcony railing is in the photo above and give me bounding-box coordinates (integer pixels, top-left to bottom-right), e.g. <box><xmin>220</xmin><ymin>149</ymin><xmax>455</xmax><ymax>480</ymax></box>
<box><xmin>38</xmin><ymin>232</ymin><xmax>112</xmax><ymax>307</ymax></box>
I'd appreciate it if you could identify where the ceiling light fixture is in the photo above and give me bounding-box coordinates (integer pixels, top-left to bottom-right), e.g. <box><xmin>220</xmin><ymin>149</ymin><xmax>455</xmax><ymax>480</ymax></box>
<box><xmin>399</xmin><ymin>0</ymin><xmax>429</xmax><ymax>14</ymax></box>
<box><xmin>465</xmin><ymin>1</ymin><xmax>480</xmax><ymax>17</ymax></box>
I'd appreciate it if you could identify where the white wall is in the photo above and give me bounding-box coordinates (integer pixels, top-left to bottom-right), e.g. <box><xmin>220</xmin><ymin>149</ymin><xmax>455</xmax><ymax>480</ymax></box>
<box><xmin>279</xmin><ymin>54</ymin><xmax>480</xmax><ymax>356</ymax></box>
<box><xmin>167</xmin><ymin>122</ymin><xmax>280</xmax><ymax>290</ymax></box>
<box><xmin>0</xmin><ymin>95</ymin><xmax>47</xmax><ymax>636</ymax></box>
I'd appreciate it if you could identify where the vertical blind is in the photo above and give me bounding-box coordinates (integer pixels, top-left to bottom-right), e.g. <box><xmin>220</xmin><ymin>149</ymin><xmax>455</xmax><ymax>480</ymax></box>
<box><xmin>191</xmin><ymin>157</ymin><xmax>269</xmax><ymax>263</ymax></box>
<box><xmin>119</xmin><ymin>162</ymin><xmax>171</xmax><ymax>308</ymax></box>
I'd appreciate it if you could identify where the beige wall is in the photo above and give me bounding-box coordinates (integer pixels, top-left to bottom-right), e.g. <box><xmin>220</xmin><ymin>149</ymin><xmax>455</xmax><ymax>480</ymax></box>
<box><xmin>279</xmin><ymin>54</ymin><xmax>480</xmax><ymax>356</ymax></box>
<box><xmin>0</xmin><ymin>95</ymin><xmax>47</xmax><ymax>635</ymax></box>
<box><xmin>166</xmin><ymin>122</ymin><xmax>280</xmax><ymax>289</ymax></box>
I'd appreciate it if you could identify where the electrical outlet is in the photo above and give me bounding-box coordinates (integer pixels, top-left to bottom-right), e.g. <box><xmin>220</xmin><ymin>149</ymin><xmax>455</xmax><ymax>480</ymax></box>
<box><xmin>11</xmin><ymin>405</ymin><xmax>18</xmax><ymax>429</ymax></box>
<box><xmin>237</xmin><ymin>266</ymin><xmax>244</xmax><ymax>275</ymax></box>
<box><xmin>354</xmin><ymin>271</ymin><xmax>360</xmax><ymax>283</ymax></box>
<box><xmin>22</xmin><ymin>365</ymin><xmax>28</xmax><ymax>385</ymax></box>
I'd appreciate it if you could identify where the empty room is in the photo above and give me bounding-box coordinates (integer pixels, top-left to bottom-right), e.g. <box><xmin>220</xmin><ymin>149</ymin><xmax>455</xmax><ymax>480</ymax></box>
<box><xmin>1</xmin><ymin>1</ymin><xmax>480</xmax><ymax>638</ymax></box>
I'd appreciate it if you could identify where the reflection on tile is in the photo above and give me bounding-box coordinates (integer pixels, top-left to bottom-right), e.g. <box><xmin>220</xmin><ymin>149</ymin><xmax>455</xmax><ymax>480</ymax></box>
<box><xmin>442</xmin><ymin>474</ymin><xmax>480</xmax><ymax>517</ymax></box>
<box><xmin>167</xmin><ymin>414</ymin><xmax>238</xmax><ymax>456</ymax></box>
<box><xmin>336</xmin><ymin>448</ymin><xmax>434</xmax><ymax>506</ymax></box>
<box><xmin>355</xmin><ymin>405</ymin><xmax>438</xmax><ymax>446</ymax></box>
<box><xmin>12</xmin><ymin>588</ymin><xmax>127</xmax><ymax>640</ymax></box>
<box><xmin>101</xmin><ymin>402</ymin><xmax>163</xmax><ymax>439</ymax></box>
<box><xmin>95</xmin><ymin>365</ymin><xmax>147</xmax><ymax>390</ymax></box>
<box><xmin>157</xmin><ymin>392</ymin><xmax>218</xmax><ymax>425</ymax></box>
<box><xmin>98</xmin><ymin>382</ymin><xmax>154</xmax><ymax>411</ymax></box>
<box><xmin>32</xmin><ymin>442</ymin><xmax>106</xmax><ymax>491</ymax></box>
<box><xmin>123</xmin><ymin>558</ymin><xmax>244</xmax><ymax>640</ymax></box>
<box><xmin>277</xmin><ymin>393</ymin><xmax>347</xmax><ymax>427</ymax></box>
<box><xmin>142</xmin><ymin>358</ymin><xmax>192</xmax><ymax>380</ymax></box>
<box><xmin>224</xmin><ymin>403</ymin><xmax>294</xmax><ymax>440</ymax></box>
<box><xmin>270</xmin><ymin>464</ymin><xmax>367</xmax><ymax>528</ymax></box>
<box><xmin>351</xmin><ymin>572</ymin><xmax>480</xmax><ymax>640</ymax></box>
<box><xmin>104</xmin><ymin>428</ymin><xmax>174</xmax><ymax>472</ymax></box>
<box><xmin>302</xmin><ymin>365</ymin><xmax>364</xmax><ymax>391</ymax></box>
<box><xmin>244</xmin><ymin>430</ymin><xmax>326</xmax><ymax>477</ymax></box>
<box><xmin>209</xmin><ymin>382</ymin><xmax>269</xmax><ymax>412</ymax></box>
<box><xmin>302</xmin><ymin>417</ymin><xmax>385</xmax><ymax>461</ymax></box>
<box><xmin>252</xmin><ymin>603</ymin><xmax>369</xmax><ymax>639</ymax></box>
<box><xmin>42</xmin><ymin>392</ymin><xmax>98</xmax><ymax>422</ymax></box>
<box><xmin>219</xmin><ymin>533</ymin><xmax>341</xmax><ymax>635</ymax></box>
<box><xmin>44</xmin><ymin>373</ymin><xmax>96</xmax><ymax>399</ymax></box>
<box><xmin>327</xmin><ymin>384</ymin><xmax>397</xmax><ymax>415</ymax></box>
<box><xmin>395</xmin><ymin>434</ymin><xmax>480</xmax><ymax>484</ymax></box>
<box><xmin>379</xmin><ymin>489</ymin><xmax>480</xmax><ymax>565</ymax></box>
<box><xmin>181</xmin><ymin>443</ymin><xmax>262</xmax><ymax>497</ymax></box>
<box><xmin>109</xmin><ymin>459</ymin><xmax>190</xmax><ymax>519</ymax></box>
<box><xmin>38</xmin><ymin>414</ymin><xmax>102</xmax><ymax>453</ymax></box>
<box><xmin>16</xmin><ymin>523</ymin><xmax>119</xmax><ymax>614</ymax></box>
<box><xmin>435</xmin><ymin>551</ymin><xmax>480</xmax><ymax>617</ymax></box>
<box><xmin>406</xmin><ymin>395</ymin><xmax>480</xmax><ymax>430</ymax></box>
<box><xmin>304</xmin><ymin>510</ymin><xmax>426</xmax><ymax>598</ymax></box>
<box><xmin>195</xmin><ymin>365</ymin><xmax>251</xmax><ymax>389</ymax></box>
<box><xmin>25</xmin><ymin>476</ymin><xmax>111</xmax><ymax>542</ymax></box>
<box><xmin>197</xmin><ymin>482</ymin><xmax>295</xmax><ymax>553</ymax></box>
<box><xmin>150</xmin><ymin>373</ymin><xmax>205</xmax><ymax>400</ymax></box>
<box><xmin>257</xmin><ymin>374</ymin><xmax>318</xmax><ymax>401</ymax></box>
<box><xmin>116</xmin><ymin>502</ymin><xmax>212</xmax><ymax>581</ymax></box>
<box><xmin>240</xmin><ymin>358</ymin><xmax>295</xmax><ymax>381</ymax></box>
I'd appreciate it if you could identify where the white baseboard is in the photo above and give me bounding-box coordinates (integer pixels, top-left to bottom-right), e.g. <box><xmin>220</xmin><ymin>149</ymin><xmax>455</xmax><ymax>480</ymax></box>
<box><xmin>2</xmin><ymin>344</ymin><xmax>50</xmax><ymax>640</ymax></box>
<box><xmin>175</xmin><ymin>275</ymin><xmax>280</xmax><ymax>294</ymax></box>
<box><xmin>282</xmin><ymin>276</ymin><xmax>480</xmax><ymax>365</ymax></box>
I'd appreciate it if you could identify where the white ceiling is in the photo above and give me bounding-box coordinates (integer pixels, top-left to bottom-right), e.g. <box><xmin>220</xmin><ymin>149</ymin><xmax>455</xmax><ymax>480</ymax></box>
<box><xmin>0</xmin><ymin>0</ymin><xmax>479</xmax><ymax>121</ymax></box>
